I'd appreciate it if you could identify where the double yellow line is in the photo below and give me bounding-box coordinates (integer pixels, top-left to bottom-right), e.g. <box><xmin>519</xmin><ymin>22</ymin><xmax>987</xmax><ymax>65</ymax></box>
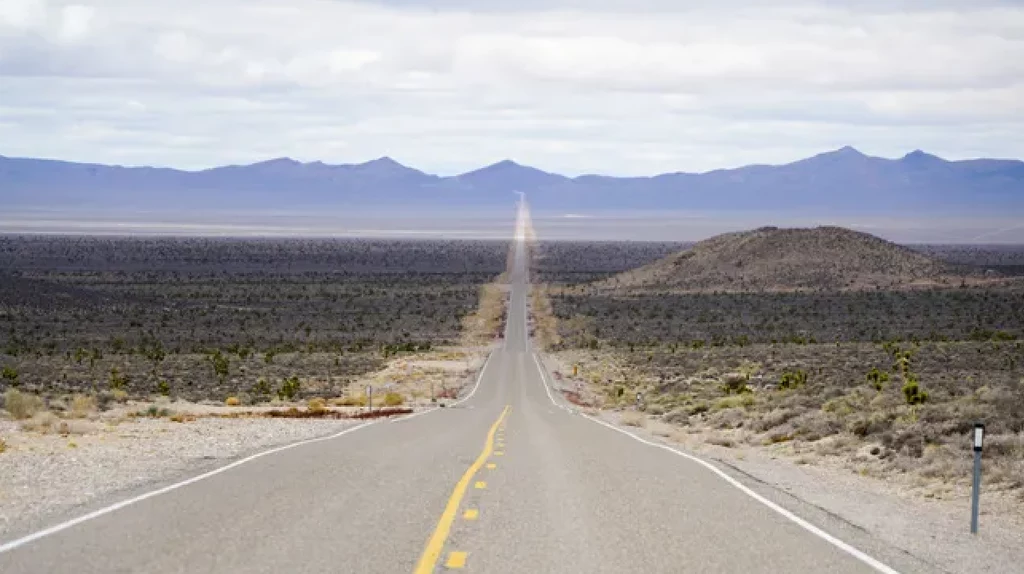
<box><xmin>413</xmin><ymin>405</ymin><xmax>511</xmax><ymax>573</ymax></box>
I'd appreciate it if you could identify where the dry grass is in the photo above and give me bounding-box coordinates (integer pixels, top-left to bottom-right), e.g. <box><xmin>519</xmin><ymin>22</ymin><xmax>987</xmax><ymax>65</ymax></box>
<box><xmin>4</xmin><ymin>388</ymin><xmax>45</xmax><ymax>420</ymax></box>
<box><xmin>332</xmin><ymin>395</ymin><xmax>367</xmax><ymax>407</ymax></box>
<box><xmin>69</xmin><ymin>394</ymin><xmax>97</xmax><ymax>418</ymax></box>
<box><xmin>20</xmin><ymin>411</ymin><xmax>59</xmax><ymax>432</ymax></box>
<box><xmin>224</xmin><ymin>396</ymin><xmax>241</xmax><ymax>407</ymax></box>
<box><xmin>530</xmin><ymin>284</ymin><xmax>561</xmax><ymax>350</ymax></box>
<box><xmin>383</xmin><ymin>392</ymin><xmax>404</xmax><ymax>407</ymax></box>
<box><xmin>307</xmin><ymin>397</ymin><xmax>327</xmax><ymax>413</ymax></box>
<box><xmin>460</xmin><ymin>278</ymin><xmax>508</xmax><ymax>346</ymax></box>
<box><xmin>0</xmin><ymin>437</ymin><xmax>7</xmax><ymax>453</ymax></box>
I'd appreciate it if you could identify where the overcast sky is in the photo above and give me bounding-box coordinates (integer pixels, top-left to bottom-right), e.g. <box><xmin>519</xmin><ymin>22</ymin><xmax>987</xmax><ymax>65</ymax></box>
<box><xmin>1</xmin><ymin>0</ymin><xmax>1022</xmax><ymax>176</ymax></box>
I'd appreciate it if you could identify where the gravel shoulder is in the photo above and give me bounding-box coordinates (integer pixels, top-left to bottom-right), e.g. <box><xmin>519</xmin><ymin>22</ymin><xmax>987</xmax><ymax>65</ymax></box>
<box><xmin>0</xmin><ymin>414</ymin><xmax>363</xmax><ymax>539</ymax></box>
<box><xmin>538</xmin><ymin>352</ymin><xmax>1024</xmax><ymax>574</ymax></box>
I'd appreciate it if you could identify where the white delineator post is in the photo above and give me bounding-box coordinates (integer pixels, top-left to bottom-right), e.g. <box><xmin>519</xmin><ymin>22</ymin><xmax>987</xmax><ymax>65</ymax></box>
<box><xmin>971</xmin><ymin>422</ymin><xmax>984</xmax><ymax>534</ymax></box>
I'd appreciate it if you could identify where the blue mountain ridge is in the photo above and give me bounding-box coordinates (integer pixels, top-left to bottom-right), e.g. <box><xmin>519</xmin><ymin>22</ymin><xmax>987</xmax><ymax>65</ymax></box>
<box><xmin>2</xmin><ymin>147</ymin><xmax>1021</xmax><ymax>212</ymax></box>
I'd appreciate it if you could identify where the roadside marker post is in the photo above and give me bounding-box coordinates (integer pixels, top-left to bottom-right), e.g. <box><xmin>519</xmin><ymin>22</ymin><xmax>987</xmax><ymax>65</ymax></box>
<box><xmin>971</xmin><ymin>422</ymin><xmax>985</xmax><ymax>534</ymax></box>
<box><xmin>366</xmin><ymin>385</ymin><xmax>373</xmax><ymax>413</ymax></box>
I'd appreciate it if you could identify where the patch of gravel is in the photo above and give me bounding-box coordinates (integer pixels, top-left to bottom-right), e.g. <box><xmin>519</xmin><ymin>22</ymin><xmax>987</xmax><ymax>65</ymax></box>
<box><xmin>0</xmin><ymin>417</ymin><xmax>359</xmax><ymax>538</ymax></box>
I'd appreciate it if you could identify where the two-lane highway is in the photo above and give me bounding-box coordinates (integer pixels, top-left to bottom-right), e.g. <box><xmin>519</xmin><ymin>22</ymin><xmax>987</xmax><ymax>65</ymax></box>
<box><xmin>0</xmin><ymin>201</ymin><xmax>917</xmax><ymax>573</ymax></box>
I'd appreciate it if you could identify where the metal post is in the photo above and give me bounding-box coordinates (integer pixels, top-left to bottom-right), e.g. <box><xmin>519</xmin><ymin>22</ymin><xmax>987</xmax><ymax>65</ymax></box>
<box><xmin>366</xmin><ymin>385</ymin><xmax>372</xmax><ymax>413</ymax></box>
<box><xmin>971</xmin><ymin>422</ymin><xmax>985</xmax><ymax>534</ymax></box>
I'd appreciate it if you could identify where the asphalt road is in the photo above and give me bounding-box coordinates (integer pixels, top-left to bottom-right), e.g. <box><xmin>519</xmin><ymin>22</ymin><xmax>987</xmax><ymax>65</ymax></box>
<box><xmin>0</xmin><ymin>202</ymin><xmax>917</xmax><ymax>573</ymax></box>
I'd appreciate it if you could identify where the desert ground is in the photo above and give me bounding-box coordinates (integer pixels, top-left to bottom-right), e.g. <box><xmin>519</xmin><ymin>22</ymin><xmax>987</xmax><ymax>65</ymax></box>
<box><xmin>530</xmin><ymin>229</ymin><xmax>1024</xmax><ymax>518</ymax></box>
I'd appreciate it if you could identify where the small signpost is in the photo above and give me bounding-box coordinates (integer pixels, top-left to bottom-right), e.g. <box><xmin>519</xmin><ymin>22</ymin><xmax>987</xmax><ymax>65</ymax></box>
<box><xmin>366</xmin><ymin>385</ymin><xmax>373</xmax><ymax>413</ymax></box>
<box><xmin>636</xmin><ymin>391</ymin><xmax>644</xmax><ymax>411</ymax></box>
<box><xmin>971</xmin><ymin>422</ymin><xmax>985</xmax><ymax>534</ymax></box>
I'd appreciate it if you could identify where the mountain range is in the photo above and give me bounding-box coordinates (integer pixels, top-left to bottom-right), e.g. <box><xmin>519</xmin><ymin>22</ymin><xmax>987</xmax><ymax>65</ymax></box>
<box><xmin>2</xmin><ymin>147</ymin><xmax>1022</xmax><ymax>213</ymax></box>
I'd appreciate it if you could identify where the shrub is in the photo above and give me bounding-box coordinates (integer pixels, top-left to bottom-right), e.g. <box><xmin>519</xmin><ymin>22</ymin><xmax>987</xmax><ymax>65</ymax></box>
<box><xmin>1</xmin><ymin>365</ymin><xmax>18</xmax><ymax>385</ymax></box>
<box><xmin>714</xmin><ymin>394</ymin><xmax>755</xmax><ymax>410</ymax></box>
<box><xmin>0</xmin><ymin>437</ymin><xmax>6</xmax><ymax>453</ymax></box>
<box><xmin>251</xmin><ymin>379</ymin><xmax>272</xmax><ymax>400</ymax></box>
<box><xmin>307</xmin><ymin>397</ymin><xmax>327</xmax><ymax>413</ymax></box>
<box><xmin>225</xmin><ymin>396</ymin><xmax>241</xmax><ymax>407</ymax></box>
<box><xmin>902</xmin><ymin>377</ymin><xmax>929</xmax><ymax>405</ymax></box>
<box><xmin>720</xmin><ymin>373</ymin><xmax>751</xmax><ymax>395</ymax></box>
<box><xmin>779</xmin><ymin>369</ymin><xmax>807</xmax><ymax>390</ymax></box>
<box><xmin>109</xmin><ymin>367</ymin><xmax>128</xmax><ymax>390</ymax></box>
<box><xmin>383</xmin><ymin>392</ymin><xmax>404</xmax><ymax>407</ymax></box>
<box><xmin>866</xmin><ymin>367</ymin><xmax>889</xmax><ymax>391</ymax></box>
<box><xmin>157</xmin><ymin>380</ymin><xmax>170</xmax><ymax>396</ymax></box>
<box><xmin>3</xmin><ymin>388</ymin><xmax>44</xmax><ymax>420</ymax></box>
<box><xmin>70</xmin><ymin>394</ymin><xmax>97</xmax><ymax>418</ymax></box>
<box><xmin>112</xmin><ymin>389</ymin><xmax>129</xmax><ymax>403</ymax></box>
<box><xmin>332</xmin><ymin>395</ymin><xmax>368</xmax><ymax>407</ymax></box>
<box><xmin>277</xmin><ymin>376</ymin><xmax>301</xmax><ymax>401</ymax></box>
<box><xmin>138</xmin><ymin>405</ymin><xmax>172</xmax><ymax>418</ymax></box>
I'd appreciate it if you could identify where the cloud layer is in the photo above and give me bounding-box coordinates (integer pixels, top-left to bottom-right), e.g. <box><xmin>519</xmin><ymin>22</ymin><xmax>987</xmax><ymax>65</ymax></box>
<box><xmin>1</xmin><ymin>0</ymin><xmax>1022</xmax><ymax>175</ymax></box>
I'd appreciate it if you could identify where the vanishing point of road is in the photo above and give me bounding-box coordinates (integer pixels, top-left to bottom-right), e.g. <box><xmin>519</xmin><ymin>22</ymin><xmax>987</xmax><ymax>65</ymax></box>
<box><xmin>0</xmin><ymin>201</ymin><xmax>928</xmax><ymax>573</ymax></box>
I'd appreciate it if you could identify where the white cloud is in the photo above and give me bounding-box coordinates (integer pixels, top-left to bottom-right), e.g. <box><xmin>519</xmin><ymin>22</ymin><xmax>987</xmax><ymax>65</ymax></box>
<box><xmin>0</xmin><ymin>0</ymin><xmax>1022</xmax><ymax>175</ymax></box>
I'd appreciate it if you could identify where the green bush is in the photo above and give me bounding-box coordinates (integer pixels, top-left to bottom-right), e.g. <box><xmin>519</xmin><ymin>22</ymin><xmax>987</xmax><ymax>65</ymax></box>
<box><xmin>779</xmin><ymin>369</ymin><xmax>807</xmax><ymax>390</ymax></box>
<box><xmin>251</xmin><ymin>378</ymin><xmax>272</xmax><ymax>399</ymax></box>
<box><xmin>277</xmin><ymin>376</ymin><xmax>301</xmax><ymax>401</ymax></box>
<box><xmin>383</xmin><ymin>392</ymin><xmax>404</xmax><ymax>407</ymax></box>
<box><xmin>108</xmin><ymin>367</ymin><xmax>128</xmax><ymax>390</ymax></box>
<box><xmin>866</xmin><ymin>367</ymin><xmax>889</xmax><ymax>391</ymax></box>
<box><xmin>902</xmin><ymin>377</ymin><xmax>929</xmax><ymax>405</ymax></box>
<box><xmin>1</xmin><ymin>365</ymin><xmax>18</xmax><ymax>385</ymax></box>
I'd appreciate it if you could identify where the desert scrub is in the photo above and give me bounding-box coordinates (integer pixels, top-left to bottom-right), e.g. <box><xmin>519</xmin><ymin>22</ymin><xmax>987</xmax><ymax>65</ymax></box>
<box><xmin>778</xmin><ymin>369</ymin><xmax>807</xmax><ymax>390</ymax></box>
<box><xmin>902</xmin><ymin>376</ymin><xmax>929</xmax><ymax>405</ymax></box>
<box><xmin>0</xmin><ymin>436</ymin><xmax>6</xmax><ymax>453</ymax></box>
<box><xmin>307</xmin><ymin>397</ymin><xmax>327</xmax><ymax>413</ymax></box>
<box><xmin>277</xmin><ymin>376</ymin><xmax>301</xmax><ymax>401</ymax></box>
<box><xmin>225</xmin><ymin>396</ymin><xmax>241</xmax><ymax>406</ymax></box>
<box><xmin>714</xmin><ymin>394</ymin><xmax>755</xmax><ymax>411</ymax></box>
<box><xmin>3</xmin><ymin>388</ymin><xmax>45</xmax><ymax>420</ymax></box>
<box><xmin>70</xmin><ymin>394</ymin><xmax>97</xmax><ymax>418</ymax></box>
<box><xmin>383</xmin><ymin>392</ymin><xmax>404</xmax><ymax>407</ymax></box>
<box><xmin>866</xmin><ymin>367</ymin><xmax>890</xmax><ymax>391</ymax></box>
<box><xmin>332</xmin><ymin>395</ymin><xmax>368</xmax><ymax>407</ymax></box>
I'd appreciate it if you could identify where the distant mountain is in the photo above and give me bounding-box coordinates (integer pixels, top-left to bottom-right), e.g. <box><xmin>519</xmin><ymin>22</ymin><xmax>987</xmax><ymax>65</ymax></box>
<box><xmin>2</xmin><ymin>148</ymin><xmax>1022</xmax><ymax>212</ymax></box>
<box><xmin>593</xmin><ymin>226</ymin><xmax>979</xmax><ymax>293</ymax></box>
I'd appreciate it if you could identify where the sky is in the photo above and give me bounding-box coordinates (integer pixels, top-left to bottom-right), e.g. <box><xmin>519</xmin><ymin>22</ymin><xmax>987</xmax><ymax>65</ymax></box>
<box><xmin>1</xmin><ymin>0</ymin><xmax>1022</xmax><ymax>176</ymax></box>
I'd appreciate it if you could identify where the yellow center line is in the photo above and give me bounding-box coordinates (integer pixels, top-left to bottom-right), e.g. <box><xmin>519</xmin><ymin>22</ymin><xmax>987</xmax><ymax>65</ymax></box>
<box><xmin>413</xmin><ymin>405</ymin><xmax>510</xmax><ymax>574</ymax></box>
<box><xmin>486</xmin><ymin>463</ymin><xmax>496</xmax><ymax>469</ymax></box>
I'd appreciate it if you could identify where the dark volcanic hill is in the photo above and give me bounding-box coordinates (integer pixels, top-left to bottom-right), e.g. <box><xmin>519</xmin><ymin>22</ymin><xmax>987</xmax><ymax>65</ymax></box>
<box><xmin>595</xmin><ymin>226</ymin><xmax>974</xmax><ymax>292</ymax></box>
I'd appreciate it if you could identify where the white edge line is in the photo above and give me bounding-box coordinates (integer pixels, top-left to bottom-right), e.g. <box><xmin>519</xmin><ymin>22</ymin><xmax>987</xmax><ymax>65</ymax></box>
<box><xmin>392</xmin><ymin>350</ymin><xmax>494</xmax><ymax>423</ymax></box>
<box><xmin>0</xmin><ymin>420</ymin><xmax>377</xmax><ymax>554</ymax></box>
<box><xmin>529</xmin><ymin>351</ymin><xmax>902</xmax><ymax>574</ymax></box>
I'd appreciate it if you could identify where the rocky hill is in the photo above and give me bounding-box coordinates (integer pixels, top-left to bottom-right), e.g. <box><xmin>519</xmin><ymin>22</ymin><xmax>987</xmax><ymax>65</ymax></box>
<box><xmin>595</xmin><ymin>226</ymin><xmax>974</xmax><ymax>292</ymax></box>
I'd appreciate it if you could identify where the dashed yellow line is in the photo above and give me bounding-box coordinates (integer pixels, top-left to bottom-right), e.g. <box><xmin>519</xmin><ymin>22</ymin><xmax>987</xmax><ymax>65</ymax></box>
<box><xmin>486</xmin><ymin>463</ymin><xmax>496</xmax><ymax>470</ymax></box>
<box><xmin>463</xmin><ymin>509</ymin><xmax>479</xmax><ymax>520</ymax></box>
<box><xmin>445</xmin><ymin>551</ymin><xmax>468</xmax><ymax>569</ymax></box>
<box><xmin>413</xmin><ymin>405</ymin><xmax>510</xmax><ymax>574</ymax></box>
<box><xmin>474</xmin><ymin>481</ymin><xmax>487</xmax><ymax>489</ymax></box>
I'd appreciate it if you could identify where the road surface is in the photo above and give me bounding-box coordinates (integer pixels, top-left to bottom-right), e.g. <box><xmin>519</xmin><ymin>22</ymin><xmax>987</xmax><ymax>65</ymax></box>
<box><xmin>0</xmin><ymin>201</ymin><xmax>918</xmax><ymax>573</ymax></box>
